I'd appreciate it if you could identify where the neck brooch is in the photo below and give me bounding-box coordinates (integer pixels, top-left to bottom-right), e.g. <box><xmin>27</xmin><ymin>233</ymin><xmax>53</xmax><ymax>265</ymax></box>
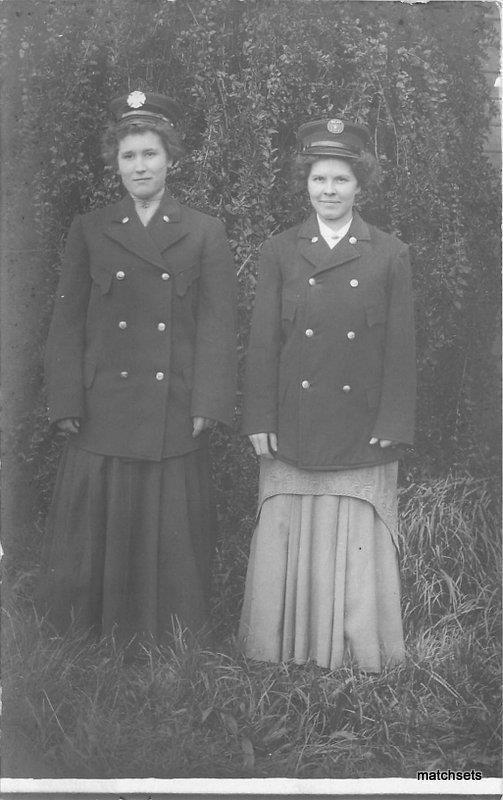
<box><xmin>131</xmin><ymin>188</ymin><xmax>165</xmax><ymax>211</ymax></box>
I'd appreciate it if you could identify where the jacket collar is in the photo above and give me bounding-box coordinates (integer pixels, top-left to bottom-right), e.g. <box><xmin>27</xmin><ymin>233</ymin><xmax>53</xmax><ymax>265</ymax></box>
<box><xmin>297</xmin><ymin>210</ymin><xmax>371</xmax><ymax>274</ymax></box>
<box><xmin>104</xmin><ymin>194</ymin><xmax>189</xmax><ymax>270</ymax></box>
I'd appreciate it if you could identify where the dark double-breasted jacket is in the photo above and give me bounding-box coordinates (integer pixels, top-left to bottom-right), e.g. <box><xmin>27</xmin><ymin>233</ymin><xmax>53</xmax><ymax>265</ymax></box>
<box><xmin>241</xmin><ymin>212</ymin><xmax>416</xmax><ymax>470</ymax></box>
<box><xmin>45</xmin><ymin>194</ymin><xmax>237</xmax><ymax>461</ymax></box>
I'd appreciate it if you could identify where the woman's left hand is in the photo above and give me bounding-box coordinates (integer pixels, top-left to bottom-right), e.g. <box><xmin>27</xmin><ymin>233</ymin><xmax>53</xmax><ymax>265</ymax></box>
<box><xmin>369</xmin><ymin>437</ymin><xmax>394</xmax><ymax>448</ymax></box>
<box><xmin>192</xmin><ymin>417</ymin><xmax>215</xmax><ymax>437</ymax></box>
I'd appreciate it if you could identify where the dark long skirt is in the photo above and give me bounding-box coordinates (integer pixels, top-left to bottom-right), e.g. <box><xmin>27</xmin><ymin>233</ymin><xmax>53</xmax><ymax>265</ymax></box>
<box><xmin>38</xmin><ymin>443</ymin><xmax>216</xmax><ymax>643</ymax></box>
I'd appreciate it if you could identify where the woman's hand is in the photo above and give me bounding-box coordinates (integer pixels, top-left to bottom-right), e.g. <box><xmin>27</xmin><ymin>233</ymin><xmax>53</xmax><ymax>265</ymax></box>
<box><xmin>192</xmin><ymin>417</ymin><xmax>215</xmax><ymax>437</ymax></box>
<box><xmin>56</xmin><ymin>417</ymin><xmax>81</xmax><ymax>434</ymax></box>
<box><xmin>248</xmin><ymin>432</ymin><xmax>278</xmax><ymax>458</ymax></box>
<box><xmin>369</xmin><ymin>437</ymin><xmax>393</xmax><ymax>448</ymax></box>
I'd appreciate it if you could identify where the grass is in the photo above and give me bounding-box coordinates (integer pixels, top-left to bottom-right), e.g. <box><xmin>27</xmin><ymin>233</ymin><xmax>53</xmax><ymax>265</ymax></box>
<box><xmin>2</xmin><ymin>472</ymin><xmax>501</xmax><ymax>778</ymax></box>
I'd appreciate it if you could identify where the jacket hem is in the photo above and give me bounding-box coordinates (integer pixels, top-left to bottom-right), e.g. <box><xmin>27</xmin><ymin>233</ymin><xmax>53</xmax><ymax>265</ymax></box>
<box><xmin>68</xmin><ymin>437</ymin><xmax>206</xmax><ymax>462</ymax></box>
<box><xmin>275</xmin><ymin>449</ymin><xmax>403</xmax><ymax>471</ymax></box>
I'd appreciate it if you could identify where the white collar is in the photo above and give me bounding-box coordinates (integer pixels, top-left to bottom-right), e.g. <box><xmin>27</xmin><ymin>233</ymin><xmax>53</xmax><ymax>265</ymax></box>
<box><xmin>317</xmin><ymin>215</ymin><xmax>353</xmax><ymax>249</ymax></box>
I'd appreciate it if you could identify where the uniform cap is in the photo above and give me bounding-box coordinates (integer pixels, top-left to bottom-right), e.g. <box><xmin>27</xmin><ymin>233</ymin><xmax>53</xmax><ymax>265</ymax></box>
<box><xmin>110</xmin><ymin>91</ymin><xmax>181</xmax><ymax>126</ymax></box>
<box><xmin>297</xmin><ymin>118</ymin><xmax>370</xmax><ymax>159</ymax></box>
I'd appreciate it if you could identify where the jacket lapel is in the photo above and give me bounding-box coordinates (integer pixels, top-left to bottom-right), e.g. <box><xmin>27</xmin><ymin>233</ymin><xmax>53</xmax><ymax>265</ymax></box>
<box><xmin>103</xmin><ymin>195</ymin><xmax>189</xmax><ymax>270</ymax></box>
<box><xmin>147</xmin><ymin>195</ymin><xmax>189</xmax><ymax>258</ymax></box>
<box><xmin>298</xmin><ymin>212</ymin><xmax>371</xmax><ymax>275</ymax></box>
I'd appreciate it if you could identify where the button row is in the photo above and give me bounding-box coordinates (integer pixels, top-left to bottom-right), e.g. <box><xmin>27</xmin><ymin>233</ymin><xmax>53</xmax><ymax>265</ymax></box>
<box><xmin>122</xmin><ymin>216</ymin><xmax>171</xmax><ymax>224</ymax></box>
<box><xmin>308</xmin><ymin>277</ymin><xmax>359</xmax><ymax>288</ymax></box>
<box><xmin>117</xmin><ymin>321</ymin><xmax>167</xmax><ymax>331</ymax></box>
<box><xmin>310</xmin><ymin>235</ymin><xmax>358</xmax><ymax>245</ymax></box>
<box><xmin>120</xmin><ymin>371</ymin><xmax>166</xmax><ymax>380</ymax></box>
<box><xmin>304</xmin><ymin>328</ymin><xmax>356</xmax><ymax>340</ymax></box>
<box><xmin>115</xmin><ymin>270</ymin><xmax>171</xmax><ymax>281</ymax></box>
<box><xmin>301</xmin><ymin>380</ymin><xmax>351</xmax><ymax>392</ymax></box>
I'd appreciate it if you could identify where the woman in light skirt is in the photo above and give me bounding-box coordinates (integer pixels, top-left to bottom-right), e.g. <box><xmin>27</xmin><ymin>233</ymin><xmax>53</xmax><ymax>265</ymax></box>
<box><xmin>239</xmin><ymin>117</ymin><xmax>416</xmax><ymax>672</ymax></box>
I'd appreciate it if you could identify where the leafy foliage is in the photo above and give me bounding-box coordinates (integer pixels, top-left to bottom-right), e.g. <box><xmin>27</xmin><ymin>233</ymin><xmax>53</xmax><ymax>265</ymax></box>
<box><xmin>10</xmin><ymin>0</ymin><xmax>501</xmax><ymax>530</ymax></box>
<box><xmin>4</xmin><ymin>3</ymin><xmax>500</xmax><ymax>779</ymax></box>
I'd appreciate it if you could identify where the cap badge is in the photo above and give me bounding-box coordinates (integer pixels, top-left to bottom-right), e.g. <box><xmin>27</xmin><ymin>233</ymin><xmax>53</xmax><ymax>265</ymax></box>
<box><xmin>127</xmin><ymin>90</ymin><xmax>146</xmax><ymax>109</ymax></box>
<box><xmin>327</xmin><ymin>119</ymin><xmax>344</xmax><ymax>134</ymax></box>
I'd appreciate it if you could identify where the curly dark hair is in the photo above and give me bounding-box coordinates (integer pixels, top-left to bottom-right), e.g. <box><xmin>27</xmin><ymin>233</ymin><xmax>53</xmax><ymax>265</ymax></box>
<box><xmin>101</xmin><ymin>117</ymin><xmax>185</xmax><ymax>167</ymax></box>
<box><xmin>292</xmin><ymin>151</ymin><xmax>381</xmax><ymax>193</ymax></box>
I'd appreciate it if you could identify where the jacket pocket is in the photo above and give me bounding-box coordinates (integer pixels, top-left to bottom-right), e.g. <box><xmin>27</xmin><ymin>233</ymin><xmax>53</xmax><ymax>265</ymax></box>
<box><xmin>281</xmin><ymin>291</ymin><xmax>298</xmax><ymax>321</ymax></box>
<box><xmin>366</xmin><ymin>384</ymin><xmax>381</xmax><ymax>410</ymax></box>
<box><xmin>182</xmin><ymin>363</ymin><xmax>194</xmax><ymax>391</ymax></box>
<box><xmin>174</xmin><ymin>264</ymin><xmax>200</xmax><ymax>297</ymax></box>
<box><xmin>279</xmin><ymin>378</ymin><xmax>291</xmax><ymax>407</ymax></box>
<box><xmin>281</xmin><ymin>299</ymin><xmax>297</xmax><ymax>341</ymax></box>
<box><xmin>83</xmin><ymin>357</ymin><xmax>97</xmax><ymax>389</ymax></box>
<box><xmin>365</xmin><ymin>302</ymin><xmax>386</xmax><ymax>327</ymax></box>
<box><xmin>91</xmin><ymin>268</ymin><xmax>113</xmax><ymax>295</ymax></box>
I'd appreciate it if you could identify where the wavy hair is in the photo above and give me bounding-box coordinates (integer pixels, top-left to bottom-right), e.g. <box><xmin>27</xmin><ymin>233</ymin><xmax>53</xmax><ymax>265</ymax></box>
<box><xmin>101</xmin><ymin>117</ymin><xmax>185</xmax><ymax>167</ymax></box>
<box><xmin>292</xmin><ymin>151</ymin><xmax>381</xmax><ymax>193</ymax></box>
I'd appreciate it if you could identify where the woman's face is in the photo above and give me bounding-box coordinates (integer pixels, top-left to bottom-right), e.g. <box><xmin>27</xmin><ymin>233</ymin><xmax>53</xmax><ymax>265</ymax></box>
<box><xmin>117</xmin><ymin>131</ymin><xmax>172</xmax><ymax>200</ymax></box>
<box><xmin>307</xmin><ymin>158</ymin><xmax>360</xmax><ymax>228</ymax></box>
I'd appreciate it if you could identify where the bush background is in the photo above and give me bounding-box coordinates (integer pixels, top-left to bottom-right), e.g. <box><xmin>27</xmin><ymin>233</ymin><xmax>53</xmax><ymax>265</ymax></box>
<box><xmin>1</xmin><ymin>0</ymin><xmax>501</xmax><ymax>780</ymax></box>
<box><xmin>4</xmin><ymin>1</ymin><xmax>501</xmax><ymax>541</ymax></box>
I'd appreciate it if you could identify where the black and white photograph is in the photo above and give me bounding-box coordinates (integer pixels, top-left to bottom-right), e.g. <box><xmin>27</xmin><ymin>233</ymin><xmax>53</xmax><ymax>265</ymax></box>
<box><xmin>1</xmin><ymin>0</ymin><xmax>501</xmax><ymax>797</ymax></box>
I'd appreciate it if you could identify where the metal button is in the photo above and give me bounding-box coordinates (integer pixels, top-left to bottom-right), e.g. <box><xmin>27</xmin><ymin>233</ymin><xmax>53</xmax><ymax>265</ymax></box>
<box><xmin>120</xmin><ymin>371</ymin><xmax>129</xmax><ymax>379</ymax></box>
<box><xmin>301</xmin><ymin>380</ymin><xmax>310</xmax><ymax>389</ymax></box>
<box><xmin>311</xmin><ymin>236</ymin><xmax>318</xmax><ymax>243</ymax></box>
<box><xmin>305</xmin><ymin>329</ymin><xmax>314</xmax><ymax>337</ymax></box>
<box><xmin>342</xmin><ymin>384</ymin><xmax>351</xmax><ymax>393</ymax></box>
<box><xmin>157</xmin><ymin>322</ymin><xmax>166</xmax><ymax>332</ymax></box>
<box><xmin>308</xmin><ymin>277</ymin><xmax>316</xmax><ymax>286</ymax></box>
<box><xmin>118</xmin><ymin>320</ymin><xmax>127</xmax><ymax>329</ymax></box>
<box><xmin>163</xmin><ymin>215</ymin><xmax>170</xmax><ymax>222</ymax></box>
<box><xmin>348</xmin><ymin>236</ymin><xmax>357</xmax><ymax>244</ymax></box>
<box><xmin>347</xmin><ymin>331</ymin><xmax>356</xmax><ymax>340</ymax></box>
<box><xmin>121</xmin><ymin>216</ymin><xmax>129</xmax><ymax>224</ymax></box>
<box><xmin>161</xmin><ymin>272</ymin><xmax>170</xmax><ymax>281</ymax></box>
<box><xmin>350</xmin><ymin>279</ymin><xmax>359</xmax><ymax>288</ymax></box>
<box><xmin>155</xmin><ymin>371</ymin><xmax>165</xmax><ymax>381</ymax></box>
<box><xmin>116</xmin><ymin>270</ymin><xmax>125</xmax><ymax>280</ymax></box>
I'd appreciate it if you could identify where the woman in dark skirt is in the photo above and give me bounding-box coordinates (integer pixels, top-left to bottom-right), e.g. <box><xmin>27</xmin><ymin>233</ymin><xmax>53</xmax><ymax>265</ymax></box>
<box><xmin>39</xmin><ymin>91</ymin><xmax>237</xmax><ymax>643</ymax></box>
<box><xmin>239</xmin><ymin>118</ymin><xmax>416</xmax><ymax>673</ymax></box>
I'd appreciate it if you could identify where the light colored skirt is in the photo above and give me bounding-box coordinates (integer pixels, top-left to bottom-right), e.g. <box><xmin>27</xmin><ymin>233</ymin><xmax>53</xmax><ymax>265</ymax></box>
<box><xmin>239</xmin><ymin>460</ymin><xmax>404</xmax><ymax>673</ymax></box>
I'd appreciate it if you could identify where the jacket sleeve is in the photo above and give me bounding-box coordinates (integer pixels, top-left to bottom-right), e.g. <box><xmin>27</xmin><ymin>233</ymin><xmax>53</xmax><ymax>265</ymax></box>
<box><xmin>44</xmin><ymin>215</ymin><xmax>91</xmax><ymax>424</ymax></box>
<box><xmin>372</xmin><ymin>244</ymin><xmax>416</xmax><ymax>445</ymax></box>
<box><xmin>241</xmin><ymin>238</ymin><xmax>282</xmax><ymax>434</ymax></box>
<box><xmin>190</xmin><ymin>219</ymin><xmax>237</xmax><ymax>426</ymax></box>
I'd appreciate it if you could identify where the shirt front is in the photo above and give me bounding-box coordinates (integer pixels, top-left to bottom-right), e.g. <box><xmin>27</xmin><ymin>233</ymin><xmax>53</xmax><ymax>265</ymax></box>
<box><xmin>316</xmin><ymin>215</ymin><xmax>353</xmax><ymax>249</ymax></box>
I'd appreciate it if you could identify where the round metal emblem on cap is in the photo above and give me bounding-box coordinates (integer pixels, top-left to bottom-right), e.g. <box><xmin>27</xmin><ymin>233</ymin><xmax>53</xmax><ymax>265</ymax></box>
<box><xmin>327</xmin><ymin>119</ymin><xmax>344</xmax><ymax>134</ymax></box>
<box><xmin>127</xmin><ymin>90</ymin><xmax>146</xmax><ymax>109</ymax></box>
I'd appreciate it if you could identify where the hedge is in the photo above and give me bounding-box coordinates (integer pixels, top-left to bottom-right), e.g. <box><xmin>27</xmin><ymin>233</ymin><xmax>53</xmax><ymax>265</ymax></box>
<box><xmin>9</xmin><ymin>0</ymin><xmax>501</xmax><ymax>543</ymax></box>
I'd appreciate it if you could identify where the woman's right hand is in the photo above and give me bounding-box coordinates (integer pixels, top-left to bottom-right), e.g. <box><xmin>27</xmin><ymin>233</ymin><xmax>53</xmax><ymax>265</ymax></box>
<box><xmin>248</xmin><ymin>432</ymin><xmax>278</xmax><ymax>458</ymax></box>
<box><xmin>56</xmin><ymin>417</ymin><xmax>81</xmax><ymax>434</ymax></box>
